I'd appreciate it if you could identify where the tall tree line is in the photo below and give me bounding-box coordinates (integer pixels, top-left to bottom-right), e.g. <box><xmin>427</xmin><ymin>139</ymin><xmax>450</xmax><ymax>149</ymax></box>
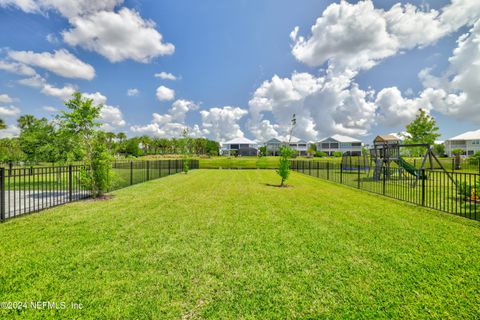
<box><xmin>0</xmin><ymin>108</ymin><xmax>219</xmax><ymax>164</ymax></box>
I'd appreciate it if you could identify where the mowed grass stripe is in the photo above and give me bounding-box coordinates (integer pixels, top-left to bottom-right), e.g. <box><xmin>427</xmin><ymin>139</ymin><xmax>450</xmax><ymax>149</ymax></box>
<box><xmin>0</xmin><ymin>170</ymin><xmax>479</xmax><ymax>319</ymax></box>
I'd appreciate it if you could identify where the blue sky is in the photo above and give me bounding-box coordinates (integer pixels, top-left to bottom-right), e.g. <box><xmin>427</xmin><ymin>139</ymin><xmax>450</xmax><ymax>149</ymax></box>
<box><xmin>0</xmin><ymin>0</ymin><xmax>479</xmax><ymax>143</ymax></box>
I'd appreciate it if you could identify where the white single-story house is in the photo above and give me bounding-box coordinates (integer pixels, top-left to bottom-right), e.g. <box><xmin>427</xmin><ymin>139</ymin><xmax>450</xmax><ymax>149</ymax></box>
<box><xmin>317</xmin><ymin>135</ymin><xmax>363</xmax><ymax>156</ymax></box>
<box><xmin>221</xmin><ymin>137</ymin><xmax>258</xmax><ymax>156</ymax></box>
<box><xmin>445</xmin><ymin>130</ymin><xmax>480</xmax><ymax>157</ymax></box>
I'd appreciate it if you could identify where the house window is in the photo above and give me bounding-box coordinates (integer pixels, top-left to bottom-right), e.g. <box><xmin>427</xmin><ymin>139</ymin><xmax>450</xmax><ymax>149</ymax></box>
<box><xmin>230</xmin><ymin>144</ymin><xmax>239</xmax><ymax>150</ymax></box>
<box><xmin>472</xmin><ymin>140</ymin><xmax>480</xmax><ymax>145</ymax></box>
<box><xmin>330</xmin><ymin>143</ymin><xmax>339</xmax><ymax>149</ymax></box>
<box><xmin>299</xmin><ymin>144</ymin><xmax>307</xmax><ymax>147</ymax></box>
<box><xmin>352</xmin><ymin>142</ymin><xmax>361</xmax><ymax>147</ymax></box>
<box><xmin>321</xmin><ymin>143</ymin><xmax>330</xmax><ymax>149</ymax></box>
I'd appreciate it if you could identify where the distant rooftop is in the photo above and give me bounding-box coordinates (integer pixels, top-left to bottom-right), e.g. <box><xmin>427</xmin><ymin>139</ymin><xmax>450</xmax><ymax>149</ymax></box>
<box><xmin>289</xmin><ymin>136</ymin><xmax>307</xmax><ymax>143</ymax></box>
<box><xmin>319</xmin><ymin>134</ymin><xmax>361</xmax><ymax>143</ymax></box>
<box><xmin>223</xmin><ymin>137</ymin><xmax>257</xmax><ymax>145</ymax></box>
<box><xmin>374</xmin><ymin>134</ymin><xmax>401</xmax><ymax>142</ymax></box>
<box><xmin>447</xmin><ymin>129</ymin><xmax>480</xmax><ymax>141</ymax></box>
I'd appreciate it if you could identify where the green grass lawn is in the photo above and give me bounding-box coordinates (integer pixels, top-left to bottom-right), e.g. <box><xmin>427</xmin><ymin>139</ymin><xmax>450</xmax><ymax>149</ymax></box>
<box><xmin>197</xmin><ymin>156</ymin><xmax>341</xmax><ymax>169</ymax></box>
<box><xmin>1</xmin><ymin>170</ymin><xmax>480</xmax><ymax>319</ymax></box>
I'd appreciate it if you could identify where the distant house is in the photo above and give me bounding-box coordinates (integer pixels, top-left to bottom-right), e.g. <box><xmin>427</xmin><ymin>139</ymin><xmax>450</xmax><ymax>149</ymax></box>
<box><xmin>317</xmin><ymin>135</ymin><xmax>362</xmax><ymax>156</ymax></box>
<box><xmin>263</xmin><ymin>136</ymin><xmax>309</xmax><ymax>156</ymax></box>
<box><xmin>445</xmin><ymin>130</ymin><xmax>480</xmax><ymax>157</ymax></box>
<box><xmin>288</xmin><ymin>136</ymin><xmax>308</xmax><ymax>156</ymax></box>
<box><xmin>264</xmin><ymin>138</ymin><xmax>282</xmax><ymax>156</ymax></box>
<box><xmin>221</xmin><ymin>137</ymin><xmax>258</xmax><ymax>156</ymax></box>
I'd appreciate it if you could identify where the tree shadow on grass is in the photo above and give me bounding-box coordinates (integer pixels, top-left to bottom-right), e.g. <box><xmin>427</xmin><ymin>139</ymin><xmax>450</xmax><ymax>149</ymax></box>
<box><xmin>264</xmin><ymin>183</ymin><xmax>293</xmax><ymax>188</ymax></box>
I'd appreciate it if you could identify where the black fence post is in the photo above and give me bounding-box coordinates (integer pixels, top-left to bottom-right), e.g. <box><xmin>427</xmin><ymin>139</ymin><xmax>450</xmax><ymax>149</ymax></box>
<box><xmin>452</xmin><ymin>158</ymin><xmax>455</xmax><ymax>171</ymax></box>
<box><xmin>0</xmin><ymin>168</ymin><xmax>5</xmax><ymax>222</ymax></box>
<box><xmin>327</xmin><ymin>162</ymin><xmax>330</xmax><ymax>180</ymax></box>
<box><xmin>340</xmin><ymin>163</ymin><xmax>343</xmax><ymax>184</ymax></box>
<box><xmin>130</xmin><ymin>161</ymin><xmax>133</xmax><ymax>185</ymax></box>
<box><xmin>357</xmin><ymin>164</ymin><xmax>361</xmax><ymax>189</ymax></box>
<box><xmin>168</xmin><ymin>160</ymin><xmax>171</xmax><ymax>175</ymax></box>
<box><xmin>146</xmin><ymin>160</ymin><xmax>150</xmax><ymax>181</ymax></box>
<box><xmin>382</xmin><ymin>166</ymin><xmax>386</xmax><ymax>195</ymax></box>
<box><xmin>68</xmin><ymin>164</ymin><xmax>73</xmax><ymax>202</ymax></box>
<box><xmin>421</xmin><ymin>169</ymin><xmax>426</xmax><ymax>206</ymax></box>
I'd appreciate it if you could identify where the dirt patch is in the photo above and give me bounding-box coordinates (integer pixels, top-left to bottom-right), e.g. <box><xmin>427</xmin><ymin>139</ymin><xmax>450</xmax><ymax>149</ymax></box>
<box><xmin>88</xmin><ymin>194</ymin><xmax>115</xmax><ymax>201</ymax></box>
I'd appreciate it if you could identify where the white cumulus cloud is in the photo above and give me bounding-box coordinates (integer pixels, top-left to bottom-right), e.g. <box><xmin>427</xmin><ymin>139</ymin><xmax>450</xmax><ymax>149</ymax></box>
<box><xmin>156</xmin><ymin>85</ymin><xmax>175</xmax><ymax>101</ymax></box>
<box><xmin>200</xmin><ymin>106</ymin><xmax>248</xmax><ymax>142</ymax></box>
<box><xmin>131</xmin><ymin>99</ymin><xmax>200</xmax><ymax>138</ymax></box>
<box><xmin>291</xmin><ymin>1</ymin><xmax>452</xmax><ymax>74</ymax></box>
<box><xmin>0</xmin><ymin>94</ymin><xmax>13</xmax><ymax>103</ymax></box>
<box><xmin>0</xmin><ymin>125</ymin><xmax>20</xmax><ymax>138</ymax></box>
<box><xmin>127</xmin><ymin>88</ymin><xmax>139</xmax><ymax>96</ymax></box>
<box><xmin>0</xmin><ymin>105</ymin><xmax>21</xmax><ymax>117</ymax></box>
<box><xmin>154</xmin><ymin>72</ymin><xmax>177</xmax><ymax>80</ymax></box>
<box><xmin>63</xmin><ymin>7</ymin><xmax>174</xmax><ymax>63</ymax></box>
<box><xmin>8</xmin><ymin>49</ymin><xmax>95</xmax><ymax>80</ymax></box>
<box><xmin>0</xmin><ymin>60</ymin><xmax>37</xmax><ymax>76</ymax></box>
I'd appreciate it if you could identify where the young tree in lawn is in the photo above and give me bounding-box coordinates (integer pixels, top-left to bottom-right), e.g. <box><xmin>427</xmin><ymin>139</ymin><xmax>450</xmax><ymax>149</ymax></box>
<box><xmin>59</xmin><ymin>92</ymin><xmax>111</xmax><ymax>197</ymax></box>
<box><xmin>259</xmin><ymin>146</ymin><xmax>267</xmax><ymax>157</ymax></box>
<box><xmin>403</xmin><ymin>109</ymin><xmax>441</xmax><ymax>156</ymax></box>
<box><xmin>181</xmin><ymin>128</ymin><xmax>190</xmax><ymax>174</ymax></box>
<box><xmin>277</xmin><ymin>114</ymin><xmax>296</xmax><ymax>187</ymax></box>
<box><xmin>432</xmin><ymin>143</ymin><xmax>446</xmax><ymax>157</ymax></box>
<box><xmin>452</xmin><ymin>148</ymin><xmax>464</xmax><ymax>170</ymax></box>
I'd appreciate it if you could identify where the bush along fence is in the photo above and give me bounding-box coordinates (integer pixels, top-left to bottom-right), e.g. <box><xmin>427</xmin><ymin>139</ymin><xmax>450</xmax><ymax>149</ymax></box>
<box><xmin>0</xmin><ymin>159</ymin><xmax>199</xmax><ymax>222</ymax></box>
<box><xmin>291</xmin><ymin>160</ymin><xmax>480</xmax><ymax>221</ymax></box>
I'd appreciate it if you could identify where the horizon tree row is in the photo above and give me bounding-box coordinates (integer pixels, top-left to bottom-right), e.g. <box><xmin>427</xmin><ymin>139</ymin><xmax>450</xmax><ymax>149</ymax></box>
<box><xmin>0</xmin><ymin>115</ymin><xmax>219</xmax><ymax>165</ymax></box>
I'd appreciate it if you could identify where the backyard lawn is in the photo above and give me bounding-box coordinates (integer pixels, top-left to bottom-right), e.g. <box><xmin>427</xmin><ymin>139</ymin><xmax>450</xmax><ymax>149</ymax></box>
<box><xmin>1</xmin><ymin>170</ymin><xmax>480</xmax><ymax>319</ymax></box>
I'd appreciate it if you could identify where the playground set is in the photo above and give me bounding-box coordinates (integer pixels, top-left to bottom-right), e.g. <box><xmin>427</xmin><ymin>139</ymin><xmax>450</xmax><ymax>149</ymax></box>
<box><xmin>340</xmin><ymin>135</ymin><xmax>455</xmax><ymax>186</ymax></box>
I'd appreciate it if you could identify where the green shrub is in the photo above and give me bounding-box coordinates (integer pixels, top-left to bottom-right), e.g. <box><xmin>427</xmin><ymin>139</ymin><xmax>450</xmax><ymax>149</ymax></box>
<box><xmin>333</xmin><ymin>151</ymin><xmax>343</xmax><ymax>157</ymax></box>
<box><xmin>81</xmin><ymin>134</ymin><xmax>113</xmax><ymax>197</ymax></box>
<box><xmin>259</xmin><ymin>146</ymin><xmax>267</xmax><ymax>157</ymax></box>
<box><xmin>458</xmin><ymin>182</ymin><xmax>473</xmax><ymax>198</ymax></box>
<box><xmin>315</xmin><ymin>151</ymin><xmax>327</xmax><ymax>158</ymax></box>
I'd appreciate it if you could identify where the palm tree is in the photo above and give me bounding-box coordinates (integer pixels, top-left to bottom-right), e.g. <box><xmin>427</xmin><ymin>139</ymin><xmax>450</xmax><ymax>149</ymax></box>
<box><xmin>0</xmin><ymin>118</ymin><xmax>6</xmax><ymax>130</ymax></box>
<box><xmin>116</xmin><ymin>132</ymin><xmax>127</xmax><ymax>142</ymax></box>
<box><xmin>17</xmin><ymin>114</ymin><xmax>36</xmax><ymax>129</ymax></box>
<box><xmin>139</xmin><ymin>135</ymin><xmax>152</xmax><ymax>154</ymax></box>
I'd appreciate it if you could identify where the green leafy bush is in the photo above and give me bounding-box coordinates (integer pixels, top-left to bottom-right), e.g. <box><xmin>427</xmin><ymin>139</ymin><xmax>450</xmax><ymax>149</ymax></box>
<box><xmin>315</xmin><ymin>151</ymin><xmax>327</xmax><ymax>158</ymax></box>
<box><xmin>333</xmin><ymin>151</ymin><xmax>343</xmax><ymax>157</ymax></box>
<box><xmin>81</xmin><ymin>133</ymin><xmax>113</xmax><ymax>197</ymax></box>
<box><xmin>458</xmin><ymin>182</ymin><xmax>473</xmax><ymax>198</ymax></box>
<box><xmin>259</xmin><ymin>146</ymin><xmax>267</xmax><ymax>157</ymax></box>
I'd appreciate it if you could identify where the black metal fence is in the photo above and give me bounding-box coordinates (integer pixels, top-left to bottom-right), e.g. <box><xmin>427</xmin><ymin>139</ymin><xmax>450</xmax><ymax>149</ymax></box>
<box><xmin>291</xmin><ymin>160</ymin><xmax>480</xmax><ymax>221</ymax></box>
<box><xmin>0</xmin><ymin>159</ymin><xmax>199</xmax><ymax>221</ymax></box>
